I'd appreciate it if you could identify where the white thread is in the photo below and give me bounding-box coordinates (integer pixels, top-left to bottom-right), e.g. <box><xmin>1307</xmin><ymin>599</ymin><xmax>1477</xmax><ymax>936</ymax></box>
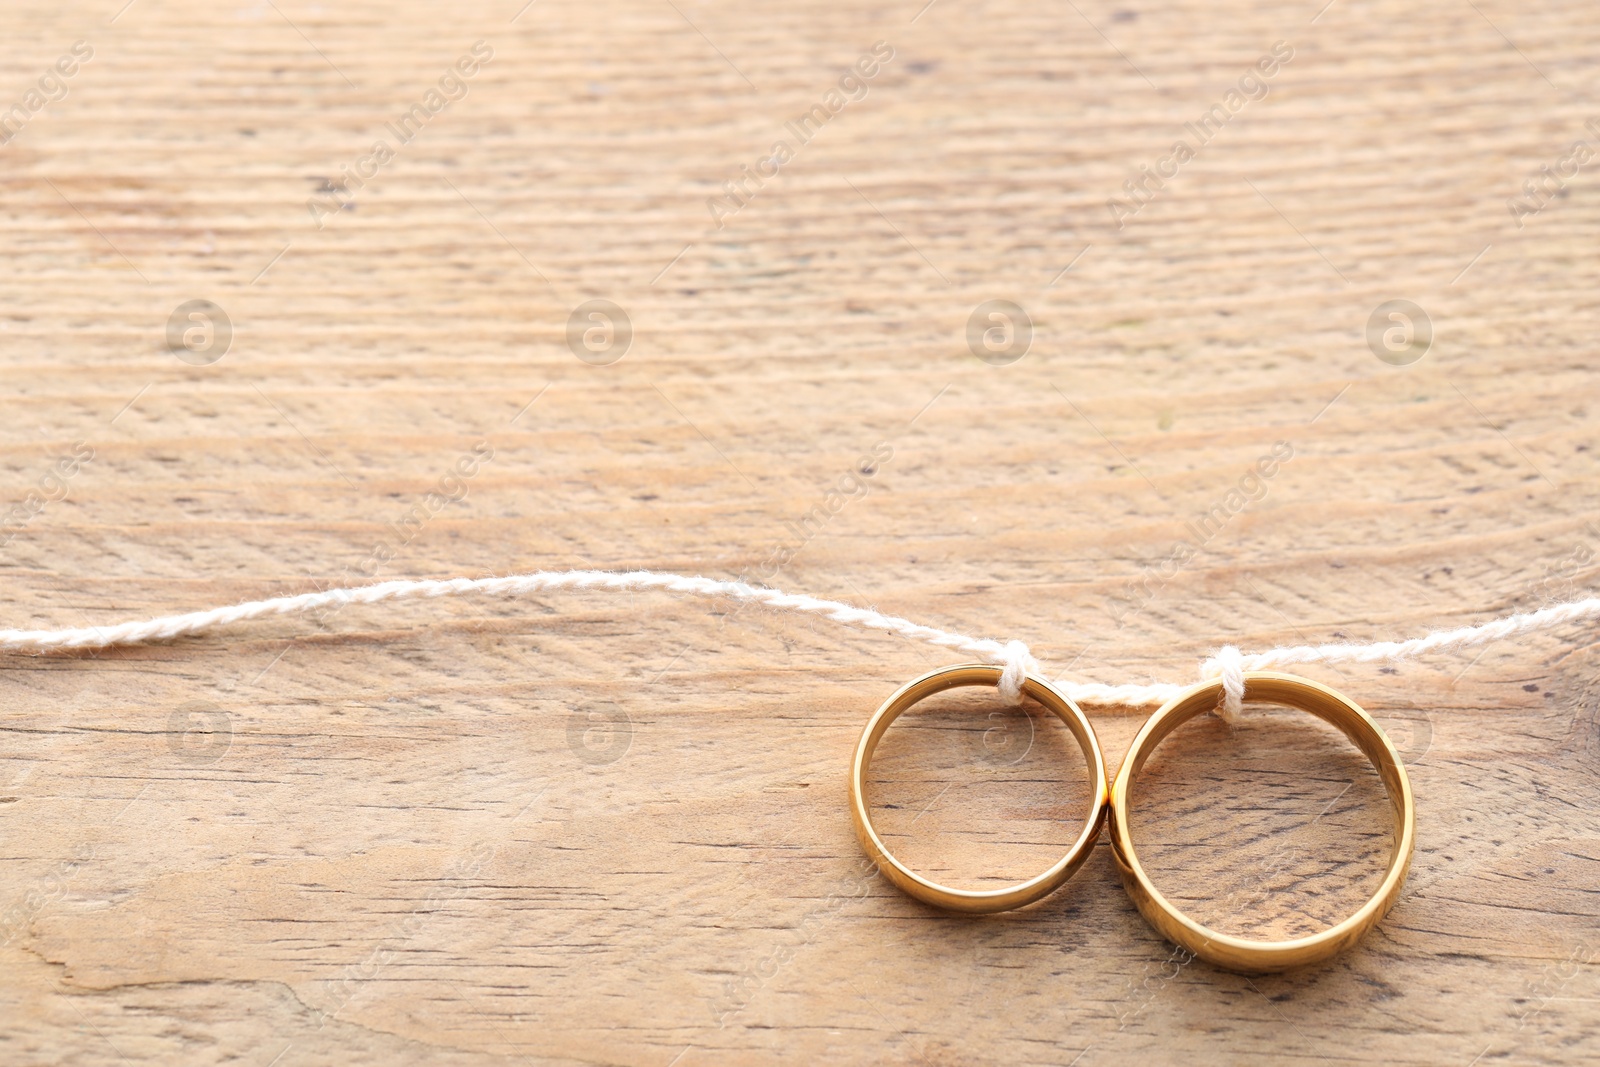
<box><xmin>0</xmin><ymin>570</ymin><xmax>1039</xmax><ymax>700</ymax></box>
<box><xmin>2</xmin><ymin>571</ymin><xmax>1595</xmax><ymax>714</ymax></box>
<box><xmin>996</xmin><ymin>639</ymin><xmax>1038</xmax><ymax>705</ymax></box>
<box><xmin>1206</xmin><ymin>646</ymin><xmax>1248</xmax><ymax>723</ymax></box>
<box><xmin>1195</xmin><ymin>596</ymin><xmax>1600</xmax><ymax>717</ymax></box>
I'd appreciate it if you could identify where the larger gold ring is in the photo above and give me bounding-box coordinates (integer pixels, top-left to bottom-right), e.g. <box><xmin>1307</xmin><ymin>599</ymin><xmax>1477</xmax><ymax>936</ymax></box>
<box><xmin>850</xmin><ymin>664</ymin><xmax>1109</xmax><ymax>914</ymax></box>
<box><xmin>1110</xmin><ymin>671</ymin><xmax>1416</xmax><ymax>972</ymax></box>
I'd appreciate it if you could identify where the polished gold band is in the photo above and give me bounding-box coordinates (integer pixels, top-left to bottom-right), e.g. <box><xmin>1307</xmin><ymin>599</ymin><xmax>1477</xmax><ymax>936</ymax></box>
<box><xmin>850</xmin><ymin>664</ymin><xmax>1109</xmax><ymax>914</ymax></box>
<box><xmin>1110</xmin><ymin>671</ymin><xmax>1415</xmax><ymax>972</ymax></box>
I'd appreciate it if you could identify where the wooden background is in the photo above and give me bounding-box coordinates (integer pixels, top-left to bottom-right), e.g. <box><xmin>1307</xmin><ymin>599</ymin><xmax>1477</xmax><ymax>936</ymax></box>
<box><xmin>2</xmin><ymin>0</ymin><xmax>1598</xmax><ymax>1063</ymax></box>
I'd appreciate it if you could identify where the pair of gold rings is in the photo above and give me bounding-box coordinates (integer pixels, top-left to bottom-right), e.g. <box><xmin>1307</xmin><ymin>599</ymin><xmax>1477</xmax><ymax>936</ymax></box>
<box><xmin>848</xmin><ymin>664</ymin><xmax>1415</xmax><ymax>973</ymax></box>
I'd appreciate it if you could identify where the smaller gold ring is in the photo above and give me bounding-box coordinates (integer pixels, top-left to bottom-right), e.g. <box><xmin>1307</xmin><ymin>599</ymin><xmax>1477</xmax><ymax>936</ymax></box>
<box><xmin>850</xmin><ymin>664</ymin><xmax>1109</xmax><ymax>914</ymax></box>
<box><xmin>1110</xmin><ymin>672</ymin><xmax>1416</xmax><ymax>972</ymax></box>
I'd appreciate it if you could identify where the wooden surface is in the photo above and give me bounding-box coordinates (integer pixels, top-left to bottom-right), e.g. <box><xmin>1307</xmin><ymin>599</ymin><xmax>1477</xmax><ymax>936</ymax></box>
<box><xmin>2</xmin><ymin>0</ymin><xmax>1599</xmax><ymax>1063</ymax></box>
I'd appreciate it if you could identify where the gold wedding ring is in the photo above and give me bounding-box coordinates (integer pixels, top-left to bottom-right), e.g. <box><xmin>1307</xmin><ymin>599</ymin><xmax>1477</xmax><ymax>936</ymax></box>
<box><xmin>1110</xmin><ymin>672</ymin><xmax>1415</xmax><ymax>972</ymax></box>
<box><xmin>850</xmin><ymin>664</ymin><xmax>1109</xmax><ymax>913</ymax></box>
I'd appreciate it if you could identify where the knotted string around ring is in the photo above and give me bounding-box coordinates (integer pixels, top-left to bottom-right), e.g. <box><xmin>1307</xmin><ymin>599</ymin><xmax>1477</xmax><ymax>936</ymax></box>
<box><xmin>0</xmin><ymin>568</ymin><xmax>1594</xmax><ymax>721</ymax></box>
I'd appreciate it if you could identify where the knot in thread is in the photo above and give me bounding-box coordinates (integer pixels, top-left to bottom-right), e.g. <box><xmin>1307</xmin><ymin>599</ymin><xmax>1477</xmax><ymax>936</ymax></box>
<box><xmin>996</xmin><ymin>640</ymin><xmax>1038</xmax><ymax>706</ymax></box>
<box><xmin>1201</xmin><ymin>645</ymin><xmax>1246</xmax><ymax>723</ymax></box>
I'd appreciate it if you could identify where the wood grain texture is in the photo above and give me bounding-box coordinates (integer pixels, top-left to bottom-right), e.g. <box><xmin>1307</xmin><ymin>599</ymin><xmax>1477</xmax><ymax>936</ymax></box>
<box><xmin>2</xmin><ymin>0</ymin><xmax>1599</xmax><ymax>1063</ymax></box>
